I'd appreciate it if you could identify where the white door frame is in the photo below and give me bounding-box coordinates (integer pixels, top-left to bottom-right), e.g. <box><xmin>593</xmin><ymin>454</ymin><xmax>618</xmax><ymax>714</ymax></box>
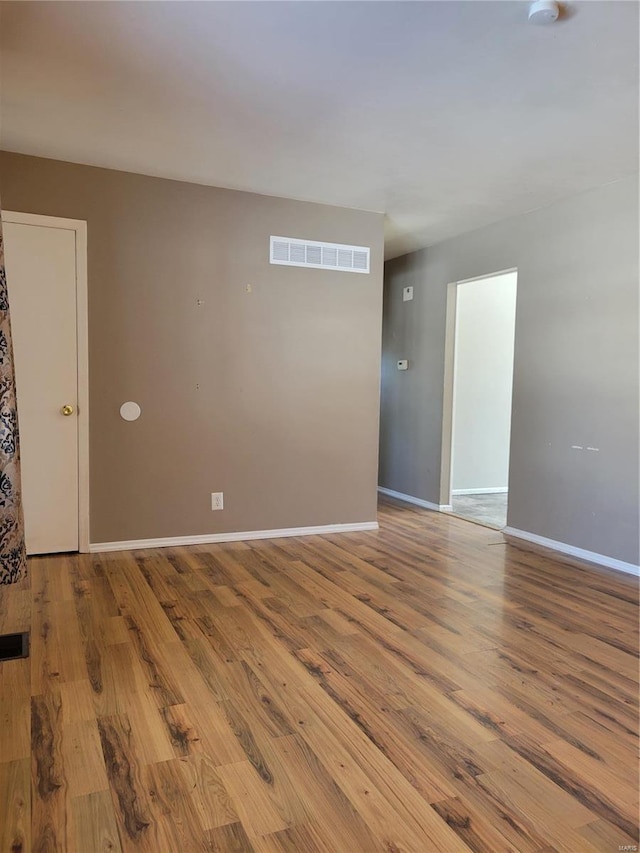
<box><xmin>439</xmin><ymin>267</ymin><xmax>517</xmax><ymax>509</ymax></box>
<box><xmin>2</xmin><ymin>210</ymin><xmax>90</xmax><ymax>553</ymax></box>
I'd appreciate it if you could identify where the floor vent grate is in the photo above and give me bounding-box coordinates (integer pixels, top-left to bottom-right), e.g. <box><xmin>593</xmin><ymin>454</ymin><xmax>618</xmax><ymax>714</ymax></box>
<box><xmin>0</xmin><ymin>632</ymin><xmax>29</xmax><ymax>661</ymax></box>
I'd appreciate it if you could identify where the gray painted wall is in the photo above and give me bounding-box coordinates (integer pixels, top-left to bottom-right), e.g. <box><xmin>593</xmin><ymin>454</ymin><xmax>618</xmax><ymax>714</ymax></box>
<box><xmin>380</xmin><ymin>176</ymin><xmax>639</xmax><ymax>565</ymax></box>
<box><xmin>0</xmin><ymin>152</ymin><xmax>384</xmax><ymax>543</ymax></box>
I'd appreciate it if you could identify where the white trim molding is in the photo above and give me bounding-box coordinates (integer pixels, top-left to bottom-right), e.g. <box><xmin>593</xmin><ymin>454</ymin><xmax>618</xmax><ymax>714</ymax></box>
<box><xmin>452</xmin><ymin>487</ymin><xmax>508</xmax><ymax>495</ymax></box>
<box><xmin>89</xmin><ymin>521</ymin><xmax>378</xmax><ymax>554</ymax></box>
<box><xmin>503</xmin><ymin>527</ymin><xmax>639</xmax><ymax>577</ymax></box>
<box><xmin>377</xmin><ymin>487</ymin><xmax>449</xmax><ymax>512</ymax></box>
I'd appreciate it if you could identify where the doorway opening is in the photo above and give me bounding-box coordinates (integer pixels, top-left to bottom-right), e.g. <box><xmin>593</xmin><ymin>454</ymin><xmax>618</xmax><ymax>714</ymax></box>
<box><xmin>440</xmin><ymin>269</ymin><xmax>517</xmax><ymax>529</ymax></box>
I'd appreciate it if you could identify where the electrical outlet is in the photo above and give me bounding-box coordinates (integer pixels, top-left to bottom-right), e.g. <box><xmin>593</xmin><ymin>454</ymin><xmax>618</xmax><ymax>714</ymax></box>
<box><xmin>211</xmin><ymin>492</ymin><xmax>224</xmax><ymax>511</ymax></box>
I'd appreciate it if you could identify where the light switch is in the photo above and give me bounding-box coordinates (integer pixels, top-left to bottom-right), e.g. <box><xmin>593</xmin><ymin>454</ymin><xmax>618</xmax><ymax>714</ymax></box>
<box><xmin>403</xmin><ymin>286</ymin><xmax>413</xmax><ymax>302</ymax></box>
<box><xmin>397</xmin><ymin>360</ymin><xmax>409</xmax><ymax>371</ymax></box>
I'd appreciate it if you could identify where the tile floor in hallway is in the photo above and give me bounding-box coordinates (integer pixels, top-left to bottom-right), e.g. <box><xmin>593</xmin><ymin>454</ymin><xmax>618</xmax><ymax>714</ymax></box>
<box><xmin>451</xmin><ymin>492</ymin><xmax>508</xmax><ymax>529</ymax></box>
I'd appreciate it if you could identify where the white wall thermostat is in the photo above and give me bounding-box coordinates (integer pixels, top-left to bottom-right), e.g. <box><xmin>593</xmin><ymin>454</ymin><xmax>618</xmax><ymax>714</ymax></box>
<box><xmin>397</xmin><ymin>360</ymin><xmax>409</xmax><ymax>371</ymax></box>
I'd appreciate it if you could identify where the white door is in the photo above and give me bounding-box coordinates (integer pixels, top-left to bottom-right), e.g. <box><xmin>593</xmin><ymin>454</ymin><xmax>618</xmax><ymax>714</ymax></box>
<box><xmin>2</xmin><ymin>219</ymin><xmax>80</xmax><ymax>554</ymax></box>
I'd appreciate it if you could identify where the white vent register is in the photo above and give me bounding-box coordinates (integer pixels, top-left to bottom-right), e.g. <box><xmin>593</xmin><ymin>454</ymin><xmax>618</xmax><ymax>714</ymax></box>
<box><xmin>270</xmin><ymin>236</ymin><xmax>370</xmax><ymax>274</ymax></box>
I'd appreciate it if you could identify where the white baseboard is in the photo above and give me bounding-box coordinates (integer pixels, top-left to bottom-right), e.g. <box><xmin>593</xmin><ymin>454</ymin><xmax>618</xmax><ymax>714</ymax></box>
<box><xmin>452</xmin><ymin>487</ymin><xmax>508</xmax><ymax>496</ymax></box>
<box><xmin>503</xmin><ymin>526</ymin><xmax>639</xmax><ymax>577</ymax></box>
<box><xmin>377</xmin><ymin>487</ymin><xmax>448</xmax><ymax>512</ymax></box>
<box><xmin>90</xmin><ymin>521</ymin><xmax>379</xmax><ymax>554</ymax></box>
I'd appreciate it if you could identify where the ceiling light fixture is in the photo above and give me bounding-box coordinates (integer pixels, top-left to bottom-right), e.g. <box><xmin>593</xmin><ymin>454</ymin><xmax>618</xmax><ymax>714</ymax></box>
<box><xmin>528</xmin><ymin>0</ymin><xmax>560</xmax><ymax>24</ymax></box>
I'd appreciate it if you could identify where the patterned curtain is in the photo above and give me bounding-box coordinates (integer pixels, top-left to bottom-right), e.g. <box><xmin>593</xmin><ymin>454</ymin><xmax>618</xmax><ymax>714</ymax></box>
<box><xmin>0</xmin><ymin>205</ymin><xmax>27</xmax><ymax>584</ymax></box>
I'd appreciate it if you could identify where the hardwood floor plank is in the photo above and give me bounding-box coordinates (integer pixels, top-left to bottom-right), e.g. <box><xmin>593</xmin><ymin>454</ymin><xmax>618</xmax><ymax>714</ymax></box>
<box><xmin>1</xmin><ymin>498</ymin><xmax>637</xmax><ymax>850</ymax></box>
<box><xmin>216</xmin><ymin>761</ymin><xmax>289</xmax><ymax>838</ymax></box>
<box><xmin>207</xmin><ymin>821</ymin><xmax>255</xmax><ymax>852</ymax></box>
<box><xmin>0</xmin><ymin>758</ymin><xmax>30</xmax><ymax>853</ymax></box>
<box><xmin>123</xmin><ymin>615</ymin><xmax>185</xmax><ymax>708</ymax></box>
<box><xmin>541</xmin><ymin>736</ymin><xmax>639</xmax><ymax>810</ymax></box>
<box><xmin>61</xmin><ymin>718</ymin><xmax>110</xmax><ymax>798</ymax></box>
<box><xmin>0</xmin><ymin>693</ymin><xmax>30</xmax><ymax>764</ymax></box>
<box><xmin>290</xmin><ymin>682</ymin><xmax>470</xmax><ymax>851</ymax></box>
<box><xmin>263</xmin><ymin>734</ymin><xmax>384</xmax><ymax>853</ymax></box>
<box><xmin>160</xmin><ymin>702</ymin><xmax>202</xmax><ymax>757</ymax></box>
<box><xmin>158</xmin><ymin>643</ymin><xmax>248</xmax><ymax>765</ymax></box>
<box><xmin>142</xmin><ymin>758</ymin><xmax>210</xmax><ymax>852</ymax></box>
<box><xmin>221</xmin><ymin>661</ymin><xmax>295</xmax><ymax>740</ymax></box>
<box><xmin>430</xmin><ymin>795</ymin><xmax>523</xmax><ymax>853</ymax></box>
<box><xmin>558</xmin><ymin>709</ymin><xmax>638</xmax><ymax>775</ymax></box>
<box><xmin>472</xmin><ymin>768</ymin><xmax>604</xmax><ymax>853</ymax></box>
<box><xmin>31</xmin><ymin>690</ymin><xmax>69</xmax><ymax>852</ymax></box>
<box><xmin>177</xmin><ymin>753</ymin><xmax>239</xmax><ymax>832</ymax></box>
<box><xmin>443</xmin><ymin>767</ymin><xmax>555</xmax><ymax>852</ymax></box>
<box><xmin>578</xmin><ymin>817</ymin><xmax>640</xmax><ymax>851</ymax></box>
<box><xmin>59</xmin><ymin>678</ymin><xmax>98</xmax><ymax>725</ymax></box>
<box><xmin>0</xmin><ymin>583</ymin><xmax>29</xmax><ymax>636</ymax></box>
<box><xmin>97</xmin><ymin>714</ymin><xmax>153</xmax><ymax>851</ymax></box>
<box><xmin>480</xmin><ymin>735</ymin><xmax>639</xmax><ymax>841</ymax></box>
<box><xmin>71</xmin><ymin>789</ymin><xmax>122</xmax><ymax>853</ymax></box>
<box><xmin>293</xmin><ymin>646</ymin><xmax>459</xmax><ymax>803</ymax></box>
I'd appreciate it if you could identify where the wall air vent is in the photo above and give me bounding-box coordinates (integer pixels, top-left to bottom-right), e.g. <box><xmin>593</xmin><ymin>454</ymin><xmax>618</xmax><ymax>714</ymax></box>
<box><xmin>270</xmin><ymin>236</ymin><xmax>370</xmax><ymax>274</ymax></box>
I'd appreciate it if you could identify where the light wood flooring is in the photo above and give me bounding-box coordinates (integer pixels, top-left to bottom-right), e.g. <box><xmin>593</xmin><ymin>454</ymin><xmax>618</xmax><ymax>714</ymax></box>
<box><xmin>0</xmin><ymin>498</ymin><xmax>638</xmax><ymax>852</ymax></box>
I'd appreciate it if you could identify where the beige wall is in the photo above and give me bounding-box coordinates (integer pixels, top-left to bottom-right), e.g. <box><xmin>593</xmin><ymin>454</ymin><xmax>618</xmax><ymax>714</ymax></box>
<box><xmin>0</xmin><ymin>152</ymin><xmax>384</xmax><ymax>543</ymax></box>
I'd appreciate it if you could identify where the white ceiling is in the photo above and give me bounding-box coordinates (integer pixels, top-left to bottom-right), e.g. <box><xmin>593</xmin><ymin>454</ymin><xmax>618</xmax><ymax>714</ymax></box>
<box><xmin>0</xmin><ymin>1</ymin><xmax>637</xmax><ymax>258</ymax></box>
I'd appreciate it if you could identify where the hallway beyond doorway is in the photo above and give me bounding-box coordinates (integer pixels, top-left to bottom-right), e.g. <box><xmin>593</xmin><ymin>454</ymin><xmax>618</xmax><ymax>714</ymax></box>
<box><xmin>450</xmin><ymin>492</ymin><xmax>507</xmax><ymax>529</ymax></box>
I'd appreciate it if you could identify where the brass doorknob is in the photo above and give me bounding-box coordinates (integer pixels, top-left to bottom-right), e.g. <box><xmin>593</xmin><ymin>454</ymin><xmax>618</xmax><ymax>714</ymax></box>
<box><xmin>61</xmin><ymin>405</ymin><xmax>74</xmax><ymax>416</ymax></box>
